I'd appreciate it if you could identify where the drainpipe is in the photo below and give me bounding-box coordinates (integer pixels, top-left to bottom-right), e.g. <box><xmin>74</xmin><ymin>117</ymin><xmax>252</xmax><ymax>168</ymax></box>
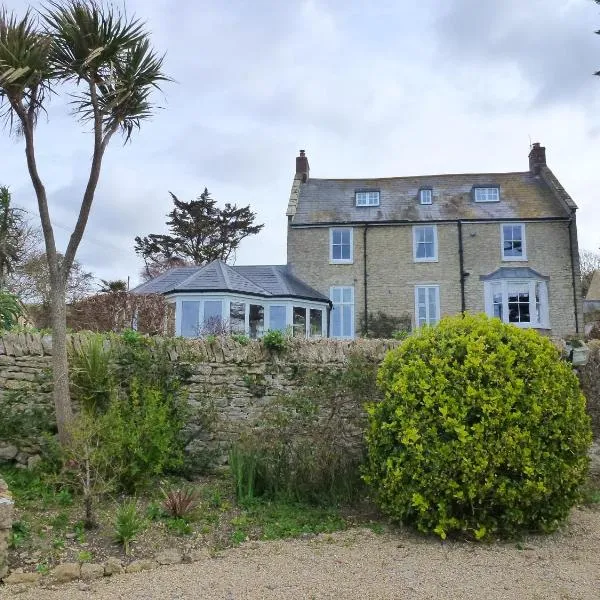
<box><xmin>363</xmin><ymin>224</ymin><xmax>369</xmax><ymax>334</ymax></box>
<box><xmin>458</xmin><ymin>220</ymin><xmax>466</xmax><ymax>314</ymax></box>
<box><xmin>568</xmin><ymin>215</ymin><xmax>580</xmax><ymax>333</ymax></box>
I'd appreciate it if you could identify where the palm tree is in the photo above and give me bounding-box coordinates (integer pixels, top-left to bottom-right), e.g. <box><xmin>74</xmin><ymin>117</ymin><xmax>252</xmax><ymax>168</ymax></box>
<box><xmin>0</xmin><ymin>1</ymin><xmax>168</xmax><ymax>444</ymax></box>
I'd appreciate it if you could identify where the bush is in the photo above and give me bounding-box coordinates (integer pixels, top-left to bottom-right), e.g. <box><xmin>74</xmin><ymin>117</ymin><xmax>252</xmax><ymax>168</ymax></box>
<box><xmin>262</xmin><ymin>329</ymin><xmax>287</xmax><ymax>352</ymax></box>
<box><xmin>230</xmin><ymin>354</ymin><xmax>379</xmax><ymax>505</ymax></box>
<box><xmin>364</xmin><ymin>314</ymin><xmax>592</xmax><ymax>539</ymax></box>
<box><xmin>97</xmin><ymin>380</ymin><xmax>188</xmax><ymax>493</ymax></box>
<box><xmin>113</xmin><ymin>500</ymin><xmax>145</xmax><ymax>555</ymax></box>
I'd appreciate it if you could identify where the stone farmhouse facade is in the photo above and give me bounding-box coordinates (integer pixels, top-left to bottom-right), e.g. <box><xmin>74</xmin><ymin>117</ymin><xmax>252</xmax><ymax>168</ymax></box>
<box><xmin>286</xmin><ymin>145</ymin><xmax>583</xmax><ymax>339</ymax></box>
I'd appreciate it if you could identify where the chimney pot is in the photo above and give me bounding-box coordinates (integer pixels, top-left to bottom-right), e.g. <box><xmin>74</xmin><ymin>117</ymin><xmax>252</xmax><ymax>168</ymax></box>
<box><xmin>529</xmin><ymin>142</ymin><xmax>546</xmax><ymax>175</ymax></box>
<box><xmin>296</xmin><ymin>149</ymin><xmax>310</xmax><ymax>182</ymax></box>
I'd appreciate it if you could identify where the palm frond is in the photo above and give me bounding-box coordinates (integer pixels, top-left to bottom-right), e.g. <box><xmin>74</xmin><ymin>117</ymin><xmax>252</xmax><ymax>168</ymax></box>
<box><xmin>41</xmin><ymin>0</ymin><xmax>145</xmax><ymax>82</ymax></box>
<box><xmin>0</xmin><ymin>9</ymin><xmax>53</xmax><ymax>131</ymax></box>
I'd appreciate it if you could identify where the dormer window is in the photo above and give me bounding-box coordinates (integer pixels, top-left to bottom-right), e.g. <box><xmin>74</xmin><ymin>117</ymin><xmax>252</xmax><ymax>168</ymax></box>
<box><xmin>474</xmin><ymin>186</ymin><xmax>500</xmax><ymax>202</ymax></box>
<box><xmin>419</xmin><ymin>188</ymin><xmax>433</xmax><ymax>205</ymax></box>
<box><xmin>356</xmin><ymin>191</ymin><xmax>379</xmax><ymax>206</ymax></box>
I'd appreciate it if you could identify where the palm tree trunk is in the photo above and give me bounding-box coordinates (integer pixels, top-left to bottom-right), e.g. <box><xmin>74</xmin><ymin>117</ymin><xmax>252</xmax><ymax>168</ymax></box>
<box><xmin>50</xmin><ymin>276</ymin><xmax>72</xmax><ymax>445</ymax></box>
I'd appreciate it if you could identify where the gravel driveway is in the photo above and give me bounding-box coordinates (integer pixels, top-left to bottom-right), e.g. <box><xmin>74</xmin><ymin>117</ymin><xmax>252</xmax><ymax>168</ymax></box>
<box><xmin>2</xmin><ymin>507</ymin><xmax>600</xmax><ymax>600</ymax></box>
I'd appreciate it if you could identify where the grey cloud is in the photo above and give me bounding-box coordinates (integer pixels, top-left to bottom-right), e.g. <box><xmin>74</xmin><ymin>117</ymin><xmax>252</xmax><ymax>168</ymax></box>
<box><xmin>436</xmin><ymin>0</ymin><xmax>599</xmax><ymax>106</ymax></box>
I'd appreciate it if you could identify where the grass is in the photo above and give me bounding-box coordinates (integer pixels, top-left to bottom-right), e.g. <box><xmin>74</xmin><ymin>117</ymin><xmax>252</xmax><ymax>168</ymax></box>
<box><xmin>0</xmin><ymin>466</ymin><xmax>370</xmax><ymax>574</ymax></box>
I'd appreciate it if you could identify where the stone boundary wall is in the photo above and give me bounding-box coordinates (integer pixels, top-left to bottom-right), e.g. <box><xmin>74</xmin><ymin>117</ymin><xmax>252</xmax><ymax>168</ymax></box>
<box><xmin>0</xmin><ymin>478</ymin><xmax>12</xmax><ymax>579</ymax></box>
<box><xmin>0</xmin><ymin>333</ymin><xmax>400</xmax><ymax>466</ymax></box>
<box><xmin>0</xmin><ymin>332</ymin><xmax>596</xmax><ymax>467</ymax></box>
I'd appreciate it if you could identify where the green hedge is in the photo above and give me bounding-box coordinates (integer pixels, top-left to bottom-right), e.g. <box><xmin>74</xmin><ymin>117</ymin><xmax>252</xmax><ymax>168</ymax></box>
<box><xmin>364</xmin><ymin>314</ymin><xmax>591</xmax><ymax>539</ymax></box>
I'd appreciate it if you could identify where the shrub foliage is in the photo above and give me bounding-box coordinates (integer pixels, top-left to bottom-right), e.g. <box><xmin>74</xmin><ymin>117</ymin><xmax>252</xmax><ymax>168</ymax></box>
<box><xmin>230</xmin><ymin>353</ymin><xmax>379</xmax><ymax>505</ymax></box>
<box><xmin>364</xmin><ymin>314</ymin><xmax>591</xmax><ymax>539</ymax></box>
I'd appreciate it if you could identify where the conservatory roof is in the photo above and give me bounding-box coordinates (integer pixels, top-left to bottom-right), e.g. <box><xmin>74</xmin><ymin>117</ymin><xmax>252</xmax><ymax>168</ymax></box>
<box><xmin>131</xmin><ymin>260</ymin><xmax>331</xmax><ymax>304</ymax></box>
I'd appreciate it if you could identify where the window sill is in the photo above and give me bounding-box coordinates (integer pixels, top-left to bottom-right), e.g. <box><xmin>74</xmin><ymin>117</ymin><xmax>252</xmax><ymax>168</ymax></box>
<box><xmin>330</xmin><ymin>260</ymin><xmax>354</xmax><ymax>265</ymax></box>
<box><xmin>501</xmin><ymin>256</ymin><xmax>528</xmax><ymax>262</ymax></box>
<box><xmin>414</xmin><ymin>258</ymin><xmax>439</xmax><ymax>263</ymax></box>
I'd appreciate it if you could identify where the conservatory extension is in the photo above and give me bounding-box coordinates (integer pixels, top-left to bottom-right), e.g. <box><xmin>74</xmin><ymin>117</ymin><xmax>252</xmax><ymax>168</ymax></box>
<box><xmin>131</xmin><ymin>260</ymin><xmax>331</xmax><ymax>338</ymax></box>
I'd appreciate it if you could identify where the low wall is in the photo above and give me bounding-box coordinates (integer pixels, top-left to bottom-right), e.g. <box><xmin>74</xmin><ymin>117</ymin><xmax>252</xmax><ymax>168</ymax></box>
<box><xmin>0</xmin><ymin>332</ymin><xmax>597</xmax><ymax>468</ymax></box>
<box><xmin>0</xmin><ymin>478</ymin><xmax>12</xmax><ymax>579</ymax></box>
<box><xmin>0</xmin><ymin>333</ymin><xmax>398</xmax><ymax>466</ymax></box>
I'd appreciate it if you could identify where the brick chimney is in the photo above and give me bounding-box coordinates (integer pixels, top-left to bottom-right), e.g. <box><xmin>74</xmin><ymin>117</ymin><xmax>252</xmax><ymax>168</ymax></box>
<box><xmin>295</xmin><ymin>149</ymin><xmax>309</xmax><ymax>182</ymax></box>
<box><xmin>529</xmin><ymin>142</ymin><xmax>546</xmax><ymax>175</ymax></box>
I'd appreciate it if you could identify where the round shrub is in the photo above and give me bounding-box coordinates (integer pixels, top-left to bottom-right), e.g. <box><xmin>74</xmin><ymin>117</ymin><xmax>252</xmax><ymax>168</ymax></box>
<box><xmin>364</xmin><ymin>314</ymin><xmax>591</xmax><ymax>539</ymax></box>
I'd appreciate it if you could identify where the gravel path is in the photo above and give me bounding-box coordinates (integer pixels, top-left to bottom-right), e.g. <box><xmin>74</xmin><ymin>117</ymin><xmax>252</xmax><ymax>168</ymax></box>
<box><xmin>3</xmin><ymin>508</ymin><xmax>600</xmax><ymax>600</ymax></box>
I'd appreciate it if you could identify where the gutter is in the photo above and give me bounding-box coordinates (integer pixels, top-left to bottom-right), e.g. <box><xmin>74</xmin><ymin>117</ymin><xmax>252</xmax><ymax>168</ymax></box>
<box><xmin>568</xmin><ymin>214</ymin><xmax>580</xmax><ymax>333</ymax></box>
<box><xmin>289</xmin><ymin>216</ymin><xmax>571</xmax><ymax>228</ymax></box>
<box><xmin>363</xmin><ymin>224</ymin><xmax>369</xmax><ymax>333</ymax></box>
<box><xmin>457</xmin><ymin>221</ymin><xmax>466</xmax><ymax>313</ymax></box>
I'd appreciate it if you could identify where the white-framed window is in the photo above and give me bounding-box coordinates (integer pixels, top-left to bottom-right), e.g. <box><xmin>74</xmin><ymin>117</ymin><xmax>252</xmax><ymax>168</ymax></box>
<box><xmin>501</xmin><ymin>223</ymin><xmax>526</xmax><ymax>261</ymax></box>
<box><xmin>330</xmin><ymin>286</ymin><xmax>354</xmax><ymax>338</ymax></box>
<box><xmin>330</xmin><ymin>227</ymin><xmax>353</xmax><ymax>263</ymax></box>
<box><xmin>268</xmin><ymin>305</ymin><xmax>287</xmax><ymax>332</ymax></box>
<box><xmin>413</xmin><ymin>225</ymin><xmax>438</xmax><ymax>262</ymax></box>
<box><xmin>484</xmin><ymin>279</ymin><xmax>549</xmax><ymax>328</ymax></box>
<box><xmin>474</xmin><ymin>187</ymin><xmax>500</xmax><ymax>202</ymax></box>
<box><xmin>419</xmin><ymin>189</ymin><xmax>433</xmax><ymax>205</ymax></box>
<box><xmin>356</xmin><ymin>191</ymin><xmax>380</xmax><ymax>206</ymax></box>
<box><xmin>414</xmin><ymin>285</ymin><xmax>440</xmax><ymax>327</ymax></box>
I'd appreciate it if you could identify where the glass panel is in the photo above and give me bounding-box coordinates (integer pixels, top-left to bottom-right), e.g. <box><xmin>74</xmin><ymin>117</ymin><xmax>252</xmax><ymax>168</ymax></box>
<box><xmin>293</xmin><ymin>307</ymin><xmax>306</xmax><ymax>337</ymax></box>
<box><xmin>269</xmin><ymin>305</ymin><xmax>287</xmax><ymax>332</ymax></box>
<box><xmin>181</xmin><ymin>301</ymin><xmax>200</xmax><ymax>337</ymax></box>
<box><xmin>492</xmin><ymin>285</ymin><xmax>503</xmax><ymax>320</ymax></box>
<box><xmin>342</xmin><ymin>287</ymin><xmax>352</xmax><ymax>303</ymax></box>
<box><xmin>424</xmin><ymin>227</ymin><xmax>434</xmax><ymax>244</ymax></box>
<box><xmin>309</xmin><ymin>309</ymin><xmax>323</xmax><ymax>337</ymax></box>
<box><xmin>418</xmin><ymin>287</ymin><xmax>426</xmax><ymax>304</ymax></box>
<box><xmin>230</xmin><ymin>302</ymin><xmax>245</xmax><ymax>333</ymax></box>
<box><xmin>249</xmin><ymin>304</ymin><xmax>264</xmax><ymax>339</ymax></box>
<box><xmin>508</xmin><ymin>284</ymin><xmax>530</xmax><ymax>323</ymax></box>
<box><xmin>428</xmin><ymin>287</ymin><xmax>437</xmax><ymax>324</ymax></box>
<box><xmin>202</xmin><ymin>300</ymin><xmax>223</xmax><ymax>334</ymax></box>
<box><xmin>342</xmin><ymin>305</ymin><xmax>352</xmax><ymax>337</ymax></box>
<box><xmin>535</xmin><ymin>282</ymin><xmax>541</xmax><ymax>324</ymax></box>
<box><xmin>332</xmin><ymin>288</ymin><xmax>341</xmax><ymax>303</ymax></box>
<box><xmin>331</xmin><ymin>306</ymin><xmax>342</xmax><ymax>337</ymax></box>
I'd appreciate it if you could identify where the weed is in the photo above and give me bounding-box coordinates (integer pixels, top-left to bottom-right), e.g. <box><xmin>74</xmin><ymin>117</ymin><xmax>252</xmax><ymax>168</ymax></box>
<box><xmin>50</xmin><ymin>512</ymin><xmax>69</xmax><ymax>530</ymax></box>
<box><xmin>161</xmin><ymin>486</ymin><xmax>200</xmax><ymax>519</ymax></box>
<box><xmin>231</xmin><ymin>530</ymin><xmax>247</xmax><ymax>545</ymax></box>
<box><xmin>73</xmin><ymin>521</ymin><xmax>86</xmax><ymax>544</ymax></box>
<box><xmin>9</xmin><ymin>520</ymin><xmax>30</xmax><ymax>549</ymax></box>
<box><xmin>113</xmin><ymin>500</ymin><xmax>145</xmax><ymax>555</ymax></box>
<box><xmin>52</xmin><ymin>537</ymin><xmax>65</xmax><ymax>550</ymax></box>
<box><xmin>231</xmin><ymin>334</ymin><xmax>250</xmax><ymax>345</ymax></box>
<box><xmin>262</xmin><ymin>330</ymin><xmax>287</xmax><ymax>352</ymax></box>
<box><xmin>35</xmin><ymin>562</ymin><xmax>50</xmax><ymax>575</ymax></box>
<box><xmin>165</xmin><ymin>517</ymin><xmax>192</xmax><ymax>535</ymax></box>
<box><xmin>146</xmin><ymin>501</ymin><xmax>166</xmax><ymax>521</ymax></box>
<box><xmin>77</xmin><ymin>550</ymin><xmax>93</xmax><ymax>563</ymax></box>
<box><xmin>57</xmin><ymin>488</ymin><xmax>73</xmax><ymax>507</ymax></box>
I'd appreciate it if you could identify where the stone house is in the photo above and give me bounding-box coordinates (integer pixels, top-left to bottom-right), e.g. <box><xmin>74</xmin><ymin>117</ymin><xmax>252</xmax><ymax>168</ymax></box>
<box><xmin>286</xmin><ymin>144</ymin><xmax>583</xmax><ymax>338</ymax></box>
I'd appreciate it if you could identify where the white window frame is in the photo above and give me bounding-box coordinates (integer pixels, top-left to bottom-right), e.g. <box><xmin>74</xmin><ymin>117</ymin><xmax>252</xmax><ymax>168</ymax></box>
<box><xmin>419</xmin><ymin>189</ymin><xmax>433</xmax><ymax>205</ymax></box>
<box><xmin>474</xmin><ymin>187</ymin><xmax>500</xmax><ymax>202</ymax></box>
<box><xmin>355</xmin><ymin>191</ymin><xmax>380</xmax><ymax>207</ymax></box>
<box><xmin>484</xmin><ymin>279</ymin><xmax>550</xmax><ymax>329</ymax></box>
<box><xmin>330</xmin><ymin>286</ymin><xmax>354</xmax><ymax>339</ymax></box>
<box><xmin>329</xmin><ymin>227</ymin><xmax>353</xmax><ymax>264</ymax></box>
<box><xmin>501</xmin><ymin>223</ymin><xmax>527</xmax><ymax>261</ymax></box>
<box><xmin>414</xmin><ymin>285</ymin><xmax>440</xmax><ymax>328</ymax></box>
<box><xmin>413</xmin><ymin>225</ymin><xmax>438</xmax><ymax>263</ymax></box>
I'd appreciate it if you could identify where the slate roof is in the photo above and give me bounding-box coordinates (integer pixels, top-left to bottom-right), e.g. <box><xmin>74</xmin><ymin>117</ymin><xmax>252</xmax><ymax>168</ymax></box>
<box><xmin>289</xmin><ymin>171</ymin><xmax>573</xmax><ymax>226</ymax></box>
<box><xmin>131</xmin><ymin>260</ymin><xmax>330</xmax><ymax>304</ymax></box>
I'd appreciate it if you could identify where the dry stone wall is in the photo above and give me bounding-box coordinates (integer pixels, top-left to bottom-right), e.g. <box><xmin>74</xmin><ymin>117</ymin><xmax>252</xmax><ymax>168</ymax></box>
<box><xmin>0</xmin><ymin>333</ymin><xmax>399</xmax><ymax>466</ymax></box>
<box><xmin>0</xmin><ymin>478</ymin><xmax>12</xmax><ymax>579</ymax></box>
<box><xmin>0</xmin><ymin>332</ymin><xmax>595</xmax><ymax>468</ymax></box>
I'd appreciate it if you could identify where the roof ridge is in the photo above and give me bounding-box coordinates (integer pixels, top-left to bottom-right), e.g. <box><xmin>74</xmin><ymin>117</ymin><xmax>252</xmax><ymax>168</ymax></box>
<box><xmin>177</xmin><ymin>263</ymin><xmax>209</xmax><ymax>288</ymax></box>
<box><xmin>215</xmin><ymin>260</ymin><xmax>232</xmax><ymax>289</ymax></box>
<box><xmin>307</xmin><ymin>172</ymin><xmax>532</xmax><ymax>182</ymax></box>
<box><xmin>270</xmin><ymin>265</ymin><xmax>292</xmax><ymax>295</ymax></box>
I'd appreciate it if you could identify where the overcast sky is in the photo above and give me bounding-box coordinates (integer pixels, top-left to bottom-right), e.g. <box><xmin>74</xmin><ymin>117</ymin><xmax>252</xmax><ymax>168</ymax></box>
<box><xmin>1</xmin><ymin>0</ymin><xmax>599</xmax><ymax>287</ymax></box>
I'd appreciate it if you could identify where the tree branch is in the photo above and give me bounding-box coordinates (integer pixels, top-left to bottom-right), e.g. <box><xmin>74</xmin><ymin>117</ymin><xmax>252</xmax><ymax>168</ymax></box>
<box><xmin>8</xmin><ymin>94</ymin><xmax>61</xmax><ymax>286</ymax></box>
<box><xmin>63</xmin><ymin>81</ymin><xmax>118</xmax><ymax>274</ymax></box>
